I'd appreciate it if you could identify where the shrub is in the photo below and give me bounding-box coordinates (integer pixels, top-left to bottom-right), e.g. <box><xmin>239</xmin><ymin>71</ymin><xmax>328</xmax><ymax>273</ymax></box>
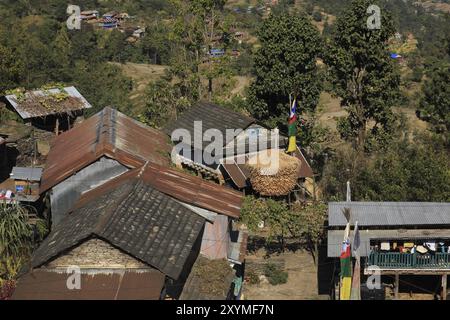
<box><xmin>313</xmin><ymin>11</ymin><xmax>322</xmax><ymax>22</ymax></box>
<box><xmin>245</xmin><ymin>270</ymin><xmax>260</xmax><ymax>285</ymax></box>
<box><xmin>0</xmin><ymin>279</ymin><xmax>16</xmax><ymax>300</ymax></box>
<box><xmin>264</xmin><ymin>263</ymin><xmax>288</xmax><ymax>285</ymax></box>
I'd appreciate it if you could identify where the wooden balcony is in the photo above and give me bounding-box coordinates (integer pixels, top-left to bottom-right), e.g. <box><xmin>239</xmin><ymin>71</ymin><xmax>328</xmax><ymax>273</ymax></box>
<box><xmin>367</xmin><ymin>252</ymin><xmax>450</xmax><ymax>270</ymax></box>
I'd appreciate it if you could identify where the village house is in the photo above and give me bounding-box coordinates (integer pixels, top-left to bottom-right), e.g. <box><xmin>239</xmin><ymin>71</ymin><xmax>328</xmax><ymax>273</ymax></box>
<box><xmin>80</xmin><ymin>10</ymin><xmax>99</xmax><ymax>21</ymax></box>
<box><xmin>38</xmin><ymin>107</ymin><xmax>173</xmax><ymax>226</ymax></box>
<box><xmin>1</xmin><ymin>86</ymin><xmax>92</xmax><ymax>134</ymax></box>
<box><xmin>9</xmin><ymin>166</ymin><xmax>43</xmax><ymax>202</ymax></box>
<box><xmin>12</xmin><ymin>170</ymin><xmax>204</xmax><ymax>299</ymax></box>
<box><xmin>13</xmin><ymin>158</ymin><xmax>246</xmax><ymax>300</ymax></box>
<box><xmin>327</xmin><ymin>202</ymin><xmax>450</xmax><ymax>300</ymax></box>
<box><xmin>164</xmin><ymin>101</ymin><xmax>314</xmax><ymax>198</ymax></box>
<box><xmin>12</xmin><ymin>106</ymin><xmax>247</xmax><ymax>299</ymax></box>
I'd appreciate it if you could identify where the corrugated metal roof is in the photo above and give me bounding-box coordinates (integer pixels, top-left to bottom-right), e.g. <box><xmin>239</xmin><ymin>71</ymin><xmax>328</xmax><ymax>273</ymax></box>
<box><xmin>32</xmin><ymin>179</ymin><xmax>205</xmax><ymax>280</ymax></box>
<box><xmin>221</xmin><ymin>162</ymin><xmax>248</xmax><ymax>188</ymax></box>
<box><xmin>164</xmin><ymin>101</ymin><xmax>255</xmax><ymax>148</ymax></box>
<box><xmin>142</xmin><ymin>162</ymin><xmax>243</xmax><ymax>218</ymax></box>
<box><xmin>328</xmin><ymin>202</ymin><xmax>450</xmax><ymax>227</ymax></box>
<box><xmin>327</xmin><ymin>229</ymin><xmax>450</xmax><ymax>257</ymax></box>
<box><xmin>179</xmin><ymin>202</ymin><xmax>218</xmax><ymax>222</ymax></box>
<box><xmin>40</xmin><ymin>107</ymin><xmax>172</xmax><ymax>193</ymax></box>
<box><xmin>73</xmin><ymin>163</ymin><xmax>243</xmax><ymax>219</ymax></box>
<box><xmin>12</xmin><ymin>269</ymin><xmax>165</xmax><ymax>300</ymax></box>
<box><xmin>4</xmin><ymin>86</ymin><xmax>92</xmax><ymax>119</ymax></box>
<box><xmin>293</xmin><ymin>147</ymin><xmax>314</xmax><ymax>178</ymax></box>
<box><xmin>200</xmin><ymin>215</ymin><xmax>229</xmax><ymax>260</ymax></box>
<box><xmin>10</xmin><ymin>166</ymin><xmax>43</xmax><ymax>181</ymax></box>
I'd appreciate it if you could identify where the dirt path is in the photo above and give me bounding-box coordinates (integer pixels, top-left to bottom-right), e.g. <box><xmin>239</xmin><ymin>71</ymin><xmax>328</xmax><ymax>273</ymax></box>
<box><xmin>244</xmin><ymin>249</ymin><xmax>328</xmax><ymax>300</ymax></box>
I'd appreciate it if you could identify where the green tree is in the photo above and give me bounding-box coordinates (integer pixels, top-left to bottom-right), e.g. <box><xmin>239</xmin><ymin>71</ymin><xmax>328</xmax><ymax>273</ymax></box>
<box><xmin>417</xmin><ymin>66</ymin><xmax>450</xmax><ymax>145</ymax></box>
<box><xmin>240</xmin><ymin>196</ymin><xmax>292</xmax><ymax>249</ymax></box>
<box><xmin>241</xmin><ymin>196</ymin><xmax>327</xmax><ymax>257</ymax></box>
<box><xmin>0</xmin><ymin>44</ymin><xmax>24</xmax><ymax>93</ymax></box>
<box><xmin>170</xmin><ymin>0</ymin><xmax>232</xmax><ymax>100</ymax></box>
<box><xmin>103</xmin><ymin>29</ymin><xmax>130</xmax><ymax>63</ymax></box>
<box><xmin>320</xmin><ymin>139</ymin><xmax>450</xmax><ymax>202</ymax></box>
<box><xmin>290</xmin><ymin>202</ymin><xmax>327</xmax><ymax>264</ymax></box>
<box><xmin>247</xmin><ymin>13</ymin><xmax>323</xmax><ymax>129</ymax></box>
<box><xmin>141</xmin><ymin>22</ymin><xmax>171</xmax><ymax>64</ymax></box>
<box><xmin>323</xmin><ymin>0</ymin><xmax>400</xmax><ymax>151</ymax></box>
<box><xmin>141</xmin><ymin>78</ymin><xmax>190</xmax><ymax>129</ymax></box>
<box><xmin>72</xmin><ymin>61</ymin><xmax>133</xmax><ymax>115</ymax></box>
<box><xmin>51</xmin><ymin>26</ymin><xmax>72</xmax><ymax>81</ymax></box>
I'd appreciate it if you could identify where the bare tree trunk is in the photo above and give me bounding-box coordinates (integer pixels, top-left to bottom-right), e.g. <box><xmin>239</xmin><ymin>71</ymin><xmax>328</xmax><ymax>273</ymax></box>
<box><xmin>357</xmin><ymin>119</ymin><xmax>366</xmax><ymax>151</ymax></box>
<box><xmin>208</xmin><ymin>78</ymin><xmax>212</xmax><ymax>101</ymax></box>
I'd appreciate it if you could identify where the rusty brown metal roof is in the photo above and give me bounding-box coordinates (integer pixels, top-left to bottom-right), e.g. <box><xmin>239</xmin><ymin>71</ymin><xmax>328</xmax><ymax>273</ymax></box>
<box><xmin>294</xmin><ymin>147</ymin><xmax>314</xmax><ymax>178</ymax></box>
<box><xmin>40</xmin><ymin>107</ymin><xmax>172</xmax><ymax>193</ymax></box>
<box><xmin>221</xmin><ymin>163</ymin><xmax>248</xmax><ymax>189</ymax></box>
<box><xmin>4</xmin><ymin>86</ymin><xmax>92</xmax><ymax>119</ymax></box>
<box><xmin>12</xmin><ymin>269</ymin><xmax>165</xmax><ymax>300</ymax></box>
<box><xmin>141</xmin><ymin>162</ymin><xmax>243</xmax><ymax>219</ymax></box>
<box><xmin>74</xmin><ymin>162</ymin><xmax>243</xmax><ymax>219</ymax></box>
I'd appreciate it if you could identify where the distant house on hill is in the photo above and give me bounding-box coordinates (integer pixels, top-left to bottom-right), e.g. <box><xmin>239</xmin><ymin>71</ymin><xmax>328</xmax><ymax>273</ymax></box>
<box><xmin>80</xmin><ymin>10</ymin><xmax>99</xmax><ymax>20</ymax></box>
<box><xmin>1</xmin><ymin>86</ymin><xmax>92</xmax><ymax>133</ymax></box>
<box><xmin>164</xmin><ymin>101</ymin><xmax>313</xmax><ymax>197</ymax></box>
<box><xmin>99</xmin><ymin>17</ymin><xmax>119</xmax><ymax>29</ymax></box>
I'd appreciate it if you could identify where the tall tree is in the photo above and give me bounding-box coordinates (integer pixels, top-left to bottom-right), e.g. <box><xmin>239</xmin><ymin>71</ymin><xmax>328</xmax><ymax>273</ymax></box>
<box><xmin>247</xmin><ymin>13</ymin><xmax>322</xmax><ymax>129</ymax></box>
<box><xmin>51</xmin><ymin>26</ymin><xmax>72</xmax><ymax>81</ymax></box>
<box><xmin>0</xmin><ymin>44</ymin><xmax>24</xmax><ymax>93</ymax></box>
<box><xmin>170</xmin><ymin>0</ymin><xmax>231</xmax><ymax>100</ymax></box>
<box><xmin>417</xmin><ymin>66</ymin><xmax>450</xmax><ymax>145</ymax></box>
<box><xmin>323</xmin><ymin>0</ymin><xmax>400</xmax><ymax>151</ymax></box>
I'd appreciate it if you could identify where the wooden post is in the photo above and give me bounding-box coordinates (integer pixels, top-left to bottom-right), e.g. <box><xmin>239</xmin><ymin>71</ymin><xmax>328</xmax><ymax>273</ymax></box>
<box><xmin>442</xmin><ymin>274</ymin><xmax>447</xmax><ymax>301</ymax></box>
<box><xmin>55</xmin><ymin>118</ymin><xmax>59</xmax><ymax>136</ymax></box>
<box><xmin>394</xmin><ymin>273</ymin><xmax>399</xmax><ymax>300</ymax></box>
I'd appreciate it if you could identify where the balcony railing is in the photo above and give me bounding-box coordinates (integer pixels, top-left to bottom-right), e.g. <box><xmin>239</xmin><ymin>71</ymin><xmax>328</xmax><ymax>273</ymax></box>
<box><xmin>368</xmin><ymin>252</ymin><xmax>450</xmax><ymax>269</ymax></box>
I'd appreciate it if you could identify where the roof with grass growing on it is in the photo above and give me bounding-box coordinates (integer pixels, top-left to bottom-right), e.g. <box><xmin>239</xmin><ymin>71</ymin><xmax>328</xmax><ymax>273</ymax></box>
<box><xmin>3</xmin><ymin>86</ymin><xmax>92</xmax><ymax>119</ymax></box>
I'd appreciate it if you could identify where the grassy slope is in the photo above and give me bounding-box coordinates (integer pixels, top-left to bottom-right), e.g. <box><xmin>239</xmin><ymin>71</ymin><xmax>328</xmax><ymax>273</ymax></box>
<box><xmin>109</xmin><ymin>62</ymin><xmax>168</xmax><ymax>115</ymax></box>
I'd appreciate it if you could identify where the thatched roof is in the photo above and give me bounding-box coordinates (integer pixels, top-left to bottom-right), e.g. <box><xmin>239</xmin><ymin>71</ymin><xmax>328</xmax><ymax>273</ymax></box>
<box><xmin>246</xmin><ymin>150</ymin><xmax>301</xmax><ymax>196</ymax></box>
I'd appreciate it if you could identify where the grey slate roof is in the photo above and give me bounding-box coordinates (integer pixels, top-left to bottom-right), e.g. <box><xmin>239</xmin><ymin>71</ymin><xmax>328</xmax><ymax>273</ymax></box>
<box><xmin>164</xmin><ymin>101</ymin><xmax>255</xmax><ymax>148</ymax></box>
<box><xmin>32</xmin><ymin>180</ymin><xmax>205</xmax><ymax>280</ymax></box>
<box><xmin>328</xmin><ymin>202</ymin><xmax>450</xmax><ymax>227</ymax></box>
<box><xmin>10</xmin><ymin>167</ymin><xmax>43</xmax><ymax>181</ymax></box>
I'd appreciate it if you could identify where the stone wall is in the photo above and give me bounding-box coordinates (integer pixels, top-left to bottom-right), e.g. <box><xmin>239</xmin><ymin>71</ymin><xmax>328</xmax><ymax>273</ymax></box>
<box><xmin>46</xmin><ymin>238</ymin><xmax>148</xmax><ymax>268</ymax></box>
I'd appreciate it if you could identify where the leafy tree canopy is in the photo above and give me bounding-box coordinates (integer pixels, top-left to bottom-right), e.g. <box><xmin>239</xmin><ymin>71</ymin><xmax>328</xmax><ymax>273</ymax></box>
<box><xmin>323</xmin><ymin>0</ymin><xmax>400</xmax><ymax>151</ymax></box>
<box><xmin>247</xmin><ymin>12</ymin><xmax>323</xmax><ymax>128</ymax></box>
